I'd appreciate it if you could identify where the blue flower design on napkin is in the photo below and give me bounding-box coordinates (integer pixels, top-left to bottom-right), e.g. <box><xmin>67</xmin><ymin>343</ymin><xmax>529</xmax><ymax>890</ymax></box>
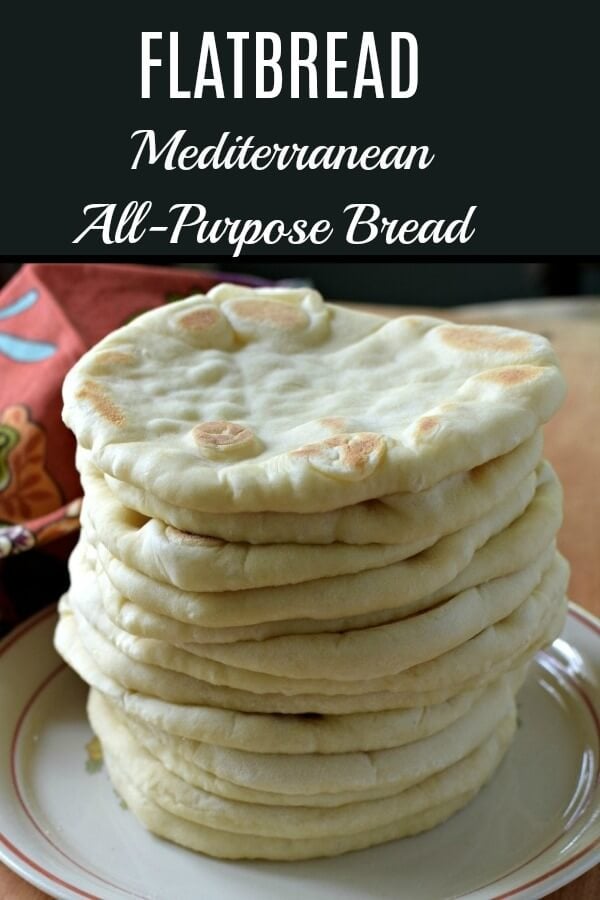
<box><xmin>0</xmin><ymin>290</ymin><xmax>56</xmax><ymax>362</ymax></box>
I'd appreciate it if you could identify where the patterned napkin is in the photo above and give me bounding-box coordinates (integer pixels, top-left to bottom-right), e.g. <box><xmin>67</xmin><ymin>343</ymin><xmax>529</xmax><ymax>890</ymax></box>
<box><xmin>0</xmin><ymin>263</ymin><xmax>264</xmax><ymax>633</ymax></box>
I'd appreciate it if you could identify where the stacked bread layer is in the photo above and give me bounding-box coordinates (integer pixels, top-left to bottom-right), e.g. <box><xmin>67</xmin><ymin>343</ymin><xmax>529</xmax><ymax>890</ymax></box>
<box><xmin>55</xmin><ymin>286</ymin><xmax>568</xmax><ymax>859</ymax></box>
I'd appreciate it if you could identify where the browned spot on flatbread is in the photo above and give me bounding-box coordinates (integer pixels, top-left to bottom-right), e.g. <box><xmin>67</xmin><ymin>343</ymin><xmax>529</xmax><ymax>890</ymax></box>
<box><xmin>339</xmin><ymin>434</ymin><xmax>384</xmax><ymax>471</ymax></box>
<box><xmin>438</xmin><ymin>325</ymin><xmax>532</xmax><ymax>354</ymax></box>
<box><xmin>228</xmin><ymin>299</ymin><xmax>308</xmax><ymax>330</ymax></box>
<box><xmin>178</xmin><ymin>307</ymin><xmax>221</xmax><ymax>332</ymax></box>
<box><xmin>165</xmin><ymin>526</ymin><xmax>224</xmax><ymax>547</ymax></box>
<box><xmin>192</xmin><ymin>420</ymin><xmax>255</xmax><ymax>449</ymax></box>
<box><xmin>320</xmin><ymin>417</ymin><xmax>348</xmax><ymax>432</ymax></box>
<box><xmin>400</xmin><ymin>316</ymin><xmax>427</xmax><ymax>328</ymax></box>
<box><xmin>415</xmin><ymin>416</ymin><xmax>440</xmax><ymax>437</ymax></box>
<box><xmin>92</xmin><ymin>350</ymin><xmax>137</xmax><ymax>367</ymax></box>
<box><xmin>76</xmin><ymin>380</ymin><xmax>125</xmax><ymax>427</ymax></box>
<box><xmin>293</xmin><ymin>433</ymin><xmax>385</xmax><ymax>474</ymax></box>
<box><xmin>478</xmin><ymin>365</ymin><xmax>542</xmax><ymax>386</ymax></box>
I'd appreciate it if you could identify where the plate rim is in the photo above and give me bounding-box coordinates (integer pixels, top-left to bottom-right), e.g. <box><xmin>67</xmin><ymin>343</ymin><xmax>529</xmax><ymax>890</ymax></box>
<box><xmin>0</xmin><ymin>602</ymin><xmax>599</xmax><ymax>900</ymax></box>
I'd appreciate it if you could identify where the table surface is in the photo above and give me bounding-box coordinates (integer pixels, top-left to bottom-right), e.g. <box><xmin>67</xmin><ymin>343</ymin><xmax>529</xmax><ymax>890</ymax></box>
<box><xmin>2</xmin><ymin>302</ymin><xmax>598</xmax><ymax>900</ymax></box>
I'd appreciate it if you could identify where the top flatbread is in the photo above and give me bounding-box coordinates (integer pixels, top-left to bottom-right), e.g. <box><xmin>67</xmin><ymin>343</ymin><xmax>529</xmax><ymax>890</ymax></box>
<box><xmin>62</xmin><ymin>284</ymin><xmax>565</xmax><ymax>513</ymax></box>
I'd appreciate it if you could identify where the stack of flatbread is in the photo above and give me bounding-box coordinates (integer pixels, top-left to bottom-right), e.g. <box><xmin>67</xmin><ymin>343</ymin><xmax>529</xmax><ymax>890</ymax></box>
<box><xmin>54</xmin><ymin>285</ymin><xmax>569</xmax><ymax>860</ymax></box>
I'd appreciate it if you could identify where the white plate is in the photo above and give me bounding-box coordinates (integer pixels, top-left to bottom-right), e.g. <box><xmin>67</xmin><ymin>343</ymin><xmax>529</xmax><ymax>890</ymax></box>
<box><xmin>0</xmin><ymin>604</ymin><xmax>599</xmax><ymax>900</ymax></box>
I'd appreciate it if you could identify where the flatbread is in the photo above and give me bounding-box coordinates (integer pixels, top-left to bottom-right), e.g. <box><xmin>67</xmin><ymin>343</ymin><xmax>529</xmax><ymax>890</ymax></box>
<box><xmin>55</xmin><ymin>571</ymin><xmax>567</xmax><ymax>713</ymax></box>
<box><xmin>90</xmin><ymin>688</ymin><xmax>515</xmax><ymax>856</ymax></box>
<box><xmin>106</xmin><ymin>758</ymin><xmax>481</xmax><ymax>860</ymax></box>
<box><xmin>62</xmin><ymin>285</ymin><xmax>565</xmax><ymax>513</ymax></box>
<box><xmin>118</xmin><ymin>666</ymin><xmax>527</xmax><ymax>757</ymax></box>
<box><xmin>98</xmin><ymin>674</ymin><xmax>516</xmax><ymax>804</ymax></box>
<box><xmin>89</xmin><ymin>465</ymin><xmax>561</xmax><ymax>629</ymax></box>
<box><xmin>90</xmin><ymin>688</ymin><xmax>515</xmax><ymax>837</ymax></box>
<box><xmin>88</xmin><ymin>430</ymin><xmax>543</xmax><ymax>544</ymax></box>
<box><xmin>70</xmin><ymin>538</ymin><xmax>556</xmax><ymax>684</ymax></box>
<box><xmin>68</xmin><ymin>551</ymin><xmax>566</xmax><ymax>694</ymax></box>
<box><xmin>179</xmin><ymin>546</ymin><xmax>558</xmax><ymax>679</ymax></box>
<box><xmin>79</xmin><ymin>465</ymin><xmax>468</xmax><ymax>591</ymax></box>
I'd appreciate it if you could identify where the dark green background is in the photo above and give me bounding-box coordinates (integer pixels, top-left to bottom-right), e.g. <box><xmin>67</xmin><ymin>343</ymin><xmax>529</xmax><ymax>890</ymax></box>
<box><xmin>1</xmin><ymin>1</ymin><xmax>599</xmax><ymax>256</ymax></box>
